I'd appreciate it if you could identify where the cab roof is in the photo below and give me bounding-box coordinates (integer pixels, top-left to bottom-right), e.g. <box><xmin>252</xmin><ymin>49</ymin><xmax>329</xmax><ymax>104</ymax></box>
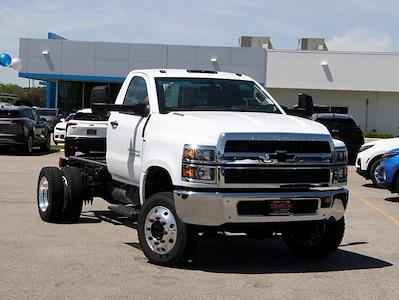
<box><xmin>131</xmin><ymin>69</ymin><xmax>254</xmax><ymax>81</ymax></box>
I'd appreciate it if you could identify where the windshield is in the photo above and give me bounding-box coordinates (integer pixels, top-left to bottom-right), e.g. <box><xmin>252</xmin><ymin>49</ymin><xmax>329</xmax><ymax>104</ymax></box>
<box><xmin>73</xmin><ymin>112</ymin><xmax>108</xmax><ymax>121</ymax></box>
<box><xmin>65</xmin><ymin>113</ymin><xmax>76</xmax><ymax>122</ymax></box>
<box><xmin>317</xmin><ymin>118</ymin><xmax>357</xmax><ymax>128</ymax></box>
<box><xmin>155</xmin><ymin>78</ymin><xmax>281</xmax><ymax>114</ymax></box>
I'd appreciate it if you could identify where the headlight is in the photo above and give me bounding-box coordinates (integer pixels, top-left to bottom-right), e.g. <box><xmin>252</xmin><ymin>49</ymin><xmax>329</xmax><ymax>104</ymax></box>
<box><xmin>333</xmin><ymin>166</ymin><xmax>348</xmax><ymax>183</ymax></box>
<box><xmin>334</xmin><ymin>148</ymin><xmax>348</xmax><ymax>163</ymax></box>
<box><xmin>182</xmin><ymin>145</ymin><xmax>217</xmax><ymax>182</ymax></box>
<box><xmin>183</xmin><ymin>145</ymin><xmax>216</xmax><ymax>163</ymax></box>
<box><xmin>381</xmin><ymin>150</ymin><xmax>399</xmax><ymax>162</ymax></box>
<box><xmin>182</xmin><ymin>165</ymin><xmax>216</xmax><ymax>182</ymax></box>
<box><xmin>358</xmin><ymin>144</ymin><xmax>374</xmax><ymax>153</ymax></box>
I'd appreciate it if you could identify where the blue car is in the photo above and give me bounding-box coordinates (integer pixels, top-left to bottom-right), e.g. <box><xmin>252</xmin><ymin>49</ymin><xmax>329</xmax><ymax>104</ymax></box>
<box><xmin>375</xmin><ymin>148</ymin><xmax>399</xmax><ymax>192</ymax></box>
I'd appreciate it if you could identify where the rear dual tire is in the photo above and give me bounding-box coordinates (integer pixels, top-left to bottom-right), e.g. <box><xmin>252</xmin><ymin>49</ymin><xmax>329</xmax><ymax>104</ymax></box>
<box><xmin>37</xmin><ymin>166</ymin><xmax>84</xmax><ymax>223</ymax></box>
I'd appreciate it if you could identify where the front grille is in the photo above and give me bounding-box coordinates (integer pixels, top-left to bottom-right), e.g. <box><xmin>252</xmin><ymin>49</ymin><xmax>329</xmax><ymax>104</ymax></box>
<box><xmin>224</xmin><ymin>140</ymin><xmax>331</xmax><ymax>153</ymax></box>
<box><xmin>237</xmin><ymin>199</ymin><xmax>319</xmax><ymax>216</ymax></box>
<box><xmin>224</xmin><ymin>168</ymin><xmax>330</xmax><ymax>184</ymax></box>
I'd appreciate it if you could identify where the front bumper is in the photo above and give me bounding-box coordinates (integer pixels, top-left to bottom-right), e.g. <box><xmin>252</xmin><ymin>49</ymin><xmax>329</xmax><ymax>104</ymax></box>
<box><xmin>174</xmin><ymin>188</ymin><xmax>348</xmax><ymax>226</ymax></box>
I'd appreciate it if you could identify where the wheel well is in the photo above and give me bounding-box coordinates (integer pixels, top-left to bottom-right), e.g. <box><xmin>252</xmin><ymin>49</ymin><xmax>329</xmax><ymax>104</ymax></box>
<box><xmin>144</xmin><ymin>167</ymin><xmax>173</xmax><ymax>200</ymax></box>
<box><xmin>366</xmin><ymin>155</ymin><xmax>383</xmax><ymax>178</ymax></box>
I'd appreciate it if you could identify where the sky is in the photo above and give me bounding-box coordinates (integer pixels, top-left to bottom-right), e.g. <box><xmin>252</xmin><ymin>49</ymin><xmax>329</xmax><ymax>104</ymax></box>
<box><xmin>1</xmin><ymin>0</ymin><xmax>399</xmax><ymax>86</ymax></box>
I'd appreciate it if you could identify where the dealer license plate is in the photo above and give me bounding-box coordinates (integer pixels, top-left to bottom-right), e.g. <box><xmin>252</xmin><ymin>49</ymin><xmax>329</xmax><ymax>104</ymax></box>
<box><xmin>87</xmin><ymin>129</ymin><xmax>97</xmax><ymax>135</ymax></box>
<box><xmin>268</xmin><ymin>200</ymin><xmax>293</xmax><ymax>216</ymax></box>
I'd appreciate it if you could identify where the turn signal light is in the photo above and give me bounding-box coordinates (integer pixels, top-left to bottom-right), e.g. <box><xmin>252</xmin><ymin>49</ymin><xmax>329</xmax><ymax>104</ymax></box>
<box><xmin>182</xmin><ymin>166</ymin><xmax>197</xmax><ymax>178</ymax></box>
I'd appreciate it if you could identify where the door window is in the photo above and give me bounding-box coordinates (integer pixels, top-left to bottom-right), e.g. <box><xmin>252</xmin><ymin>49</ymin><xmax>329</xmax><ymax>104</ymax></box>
<box><xmin>31</xmin><ymin>109</ymin><xmax>41</xmax><ymax>121</ymax></box>
<box><xmin>123</xmin><ymin>77</ymin><xmax>149</xmax><ymax>106</ymax></box>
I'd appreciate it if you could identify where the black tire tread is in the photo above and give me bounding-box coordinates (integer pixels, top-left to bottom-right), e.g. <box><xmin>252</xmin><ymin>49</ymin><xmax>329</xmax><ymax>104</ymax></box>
<box><xmin>61</xmin><ymin>166</ymin><xmax>84</xmax><ymax>222</ymax></box>
<box><xmin>37</xmin><ymin>167</ymin><xmax>64</xmax><ymax>222</ymax></box>
<box><xmin>138</xmin><ymin>192</ymin><xmax>196</xmax><ymax>266</ymax></box>
<box><xmin>283</xmin><ymin>217</ymin><xmax>345</xmax><ymax>257</ymax></box>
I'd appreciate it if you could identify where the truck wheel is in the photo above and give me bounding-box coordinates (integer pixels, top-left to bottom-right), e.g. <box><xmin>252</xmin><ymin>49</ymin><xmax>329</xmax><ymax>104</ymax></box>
<box><xmin>283</xmin><ymin>217</ymin><xmax>345</xmax><ymax>257</ymax></box>
<box><xmin>61</xmin><ymin>166</ymin><xmax>84</xmax><ymax>222</ymax></box>
<box><xmin>370</xmin><ymin>159</ymin><xmax>382</xmax><ymax>187</ymax></box>
<box><xmin>138</xmin><ymin>192</ymin><xmax>197</xmax><ymax>266</ymax></box>
<box><xmin>37</xmin><ymin>167</ymin><xmax>64</xmax><ymax>222</ymax></box>
<box><xmin>64</xmin><ymin>146</ymin><xmax>75</xmax><ymax>157</ymax></box>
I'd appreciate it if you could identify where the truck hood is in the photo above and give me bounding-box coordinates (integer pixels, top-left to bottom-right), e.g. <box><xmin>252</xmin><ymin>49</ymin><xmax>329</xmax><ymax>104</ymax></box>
<box><xmin>150</xmin><ymin>111</ymin><xmax>331</xmax><ymax>145</ymax></box>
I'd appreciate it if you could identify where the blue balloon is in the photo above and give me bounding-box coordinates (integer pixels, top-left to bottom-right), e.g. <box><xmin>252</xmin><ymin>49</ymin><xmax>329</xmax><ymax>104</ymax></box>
<box><xmin>0</xmin><ymin>53</ymin><xmax>12</xmax><ymax>67</ymax></box>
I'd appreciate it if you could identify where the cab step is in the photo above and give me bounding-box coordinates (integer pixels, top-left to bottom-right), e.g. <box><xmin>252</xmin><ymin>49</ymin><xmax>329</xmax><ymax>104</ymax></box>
<box><xmin>108</xmin><ymin>204</ymin><xmax>140</xmax><ymax>217</ymax></box>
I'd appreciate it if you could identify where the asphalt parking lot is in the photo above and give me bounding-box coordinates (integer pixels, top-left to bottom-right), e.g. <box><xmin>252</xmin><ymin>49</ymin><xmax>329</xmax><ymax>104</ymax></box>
<box><xmin>1</xmin><ymin>150</ymin><xmax>399</xmax><ymax>299</ymax></box>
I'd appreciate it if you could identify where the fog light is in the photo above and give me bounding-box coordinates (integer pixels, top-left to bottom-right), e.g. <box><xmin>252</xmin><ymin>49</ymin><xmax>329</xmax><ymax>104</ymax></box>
<box><xmin>321</xmin><ymin>197</ymin><xmax>332</xmax><ymax>208</ymax></box>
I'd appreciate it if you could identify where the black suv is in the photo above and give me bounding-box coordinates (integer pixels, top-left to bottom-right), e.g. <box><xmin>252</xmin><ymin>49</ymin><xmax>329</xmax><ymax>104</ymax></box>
<box><xmin>0</xmin><ymin>105</ymin><xmax>51</xmax><ymax>154</ymax></box>
<box><xmin>312</xmin><ymin>113</ymin><xmax>364</xmax><ymax>163</ymax></box>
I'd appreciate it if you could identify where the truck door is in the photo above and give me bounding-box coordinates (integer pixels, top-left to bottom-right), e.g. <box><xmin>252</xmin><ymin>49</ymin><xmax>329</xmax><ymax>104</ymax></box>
<box><xmin>106</xmin><ymin>76</ymin><xmax>149</xmax><ymax>185</ymax></box>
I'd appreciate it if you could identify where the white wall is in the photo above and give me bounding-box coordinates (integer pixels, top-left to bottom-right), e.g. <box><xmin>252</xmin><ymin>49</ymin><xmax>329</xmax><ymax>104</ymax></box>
<box><xmin>267</xmin><ymin>50</ymin><xmax>399</xmax><ymax>93</ymax></box>
<box><xmin>269</xmin><ymin>88</ymin><xmax>399</xmax><ymax>135</ymax></box>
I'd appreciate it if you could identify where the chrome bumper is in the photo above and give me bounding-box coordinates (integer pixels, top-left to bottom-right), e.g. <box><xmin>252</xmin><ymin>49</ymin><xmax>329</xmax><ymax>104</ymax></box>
<box><xmin>174</xmin><ymin>188</ymin><xmax>348</xmax><ymax>226</ymax></box>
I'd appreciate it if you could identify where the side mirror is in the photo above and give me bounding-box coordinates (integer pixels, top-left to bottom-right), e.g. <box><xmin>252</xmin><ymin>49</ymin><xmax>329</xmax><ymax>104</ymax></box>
<box><xmin>92</xmin><ymin>103</ymin><xmax>149</xmax><ymax>118</ymax></box>
<box><xmin>60</xmin><ymin>118</ymin><xmax>65</xmax><ymax>122</ymax></box>
<box><xmin>90</xmin><ymin>86</ymin><xmax>113</xmax><ymax>105</ymax></box>
<box><xmin>41</xmin><ymin>117</ymin><xmax>47</xmax><ymax>122</ymax></box>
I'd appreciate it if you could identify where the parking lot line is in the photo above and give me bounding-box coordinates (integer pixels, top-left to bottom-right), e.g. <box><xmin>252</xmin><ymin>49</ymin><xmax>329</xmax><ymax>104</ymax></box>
<box><xmin>351</xmin><ymin>190</ymin><xmax>399</xmax><ymax>225</ymax></box>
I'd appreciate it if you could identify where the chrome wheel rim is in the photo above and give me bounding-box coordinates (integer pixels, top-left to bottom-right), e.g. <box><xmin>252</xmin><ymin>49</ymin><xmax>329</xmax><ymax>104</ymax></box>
<box><xmin>374</xmin><ymin>165</ymin><xmax>384</xmax><ymax>184</ymax></box>
<box><xmin>38</xmin><ymin>176</ymin><xmax>49</xmax><ymax>212</ymax></box>
<box><xmin>144</xmin><ymin>206</ymin><xmax>177</xmax><ymax>255</ymax></box>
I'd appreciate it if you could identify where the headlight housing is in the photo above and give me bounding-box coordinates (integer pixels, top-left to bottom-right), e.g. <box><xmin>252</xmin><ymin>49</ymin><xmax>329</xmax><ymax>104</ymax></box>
<box><xmin>381</xmin><ymin>149</ymin><xmax>399</xmax><ymax>162</ymax></box>
<box><xmin>183</xmin><ymin>144</ymin><xmax>216</xmax><ymax>163</ymax></box>
<box><xmin>358</xmin><ymin>144</ymin><xmax>374</xmax><ymax>153</ymax></box>
<box><xmin>182</xmin><ymin>145</ymin><xmax>217</xmax><ymax>182</ymax></box>
<box><xmin>334</xmin><ymin>148</ymin><xmax>348</xmax><ymax>163</ymax></box>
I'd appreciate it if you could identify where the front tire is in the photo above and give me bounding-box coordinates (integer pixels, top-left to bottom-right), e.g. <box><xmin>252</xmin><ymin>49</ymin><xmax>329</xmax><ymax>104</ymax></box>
<box><xmin>37</xmin><ymin>167</ymin><xmax>64</xmax><ymax>222</ymax></box>
<box><xmin>370</xmin><ymin>159</ymin><xmax>382</xmax><ymax>187</ymax></box>
<box><xmin>283</xmin><ymin>217</ymin><xmax>345</xmax><ymax>257</ymax></box>
<box><xmin>138</xmin><ymin>192</ymin><xmax>196</xmax><ymax>266</ymax></box>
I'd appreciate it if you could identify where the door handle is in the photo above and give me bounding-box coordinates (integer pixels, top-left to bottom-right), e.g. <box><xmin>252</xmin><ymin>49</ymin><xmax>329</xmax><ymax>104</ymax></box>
<box><xmin>110</xmin><ymin>120</ymin><xmax>119</xmax><ymax>128</ymax></box>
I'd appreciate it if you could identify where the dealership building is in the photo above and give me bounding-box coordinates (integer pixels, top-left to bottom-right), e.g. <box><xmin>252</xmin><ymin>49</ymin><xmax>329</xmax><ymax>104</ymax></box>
<box><xmin>18</xmin><ymin>34</ymin><xmax>399</xmax><ymax>134</ymax></box>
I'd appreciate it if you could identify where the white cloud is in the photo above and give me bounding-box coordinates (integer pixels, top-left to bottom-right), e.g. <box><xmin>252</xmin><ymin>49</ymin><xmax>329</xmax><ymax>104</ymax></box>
<box><xmin>327</xmin><ymin>28</ymin><xmax>394</xmax><ymax>52</ymax></box>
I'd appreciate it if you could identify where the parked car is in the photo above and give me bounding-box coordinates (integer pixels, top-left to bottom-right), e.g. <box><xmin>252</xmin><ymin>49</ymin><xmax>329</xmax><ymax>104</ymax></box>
<box><xmin>374</xmin><ymin>148</ymin><xmax>399</xmax><ymax>191</ymax></box>
<box><xmin>356</xmin><ymin>138</ymin><xmax>399</xmax><ymax>186</ymax></box>
<box><xmin>312</xmin><ymin>113</ymin><xmax>364</xmax><ymax>163</ymax></box>
<box><xmin>0</xmin><ymin>105</ymin><xmax>51</xmax><ymax>153</ymax></box>
<box><xmin>53</xmin><ymin>113</ymin><xmax>76</xmax><ymax>145</ymax></box>
<box><xmin>34</xmin><ymin>108</ymin><xmax>59</xmax><ymax>132</ymax></box>
<box><xmin>64</xmin><ymin>108</ymin><xmax>108</xmax><ymax>157</ymax></box>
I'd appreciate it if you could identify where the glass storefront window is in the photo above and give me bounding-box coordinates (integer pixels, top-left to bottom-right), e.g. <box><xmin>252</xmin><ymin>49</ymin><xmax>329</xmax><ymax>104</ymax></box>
<box><xmin>58</xmin><ymin>81</ymin><xmax>122</xmax><ymax>116</ymax></box>
<box><xmin>57</xmin><ymin>81</ymin><xmax>83</xmax><ymax>116</ymax></box>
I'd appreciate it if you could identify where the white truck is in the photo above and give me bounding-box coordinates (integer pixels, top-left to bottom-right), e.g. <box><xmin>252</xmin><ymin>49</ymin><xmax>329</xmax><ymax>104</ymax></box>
<box><xmin>37</xmin><ymin>69</ymin><xmax>349</xmax><ymax>266</ymax></box>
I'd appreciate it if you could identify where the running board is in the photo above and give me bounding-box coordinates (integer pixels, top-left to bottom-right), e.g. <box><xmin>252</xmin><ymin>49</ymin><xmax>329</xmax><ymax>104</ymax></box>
<box><xmin>108</xmin><ymin>204</ymin><xmax>140</xmax><ymax>217</ymax></box>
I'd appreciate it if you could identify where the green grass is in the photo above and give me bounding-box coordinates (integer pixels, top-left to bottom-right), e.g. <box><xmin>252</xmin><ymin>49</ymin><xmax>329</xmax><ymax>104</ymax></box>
<box><xmin>50</xmin><ymin>144</ymin><xmax>63</xmax><ymax>152</ymax></box>
<box><xmin>364</xmin><ymin>132</ymin><xmax>395</xmax><ymax>139</ymax></box>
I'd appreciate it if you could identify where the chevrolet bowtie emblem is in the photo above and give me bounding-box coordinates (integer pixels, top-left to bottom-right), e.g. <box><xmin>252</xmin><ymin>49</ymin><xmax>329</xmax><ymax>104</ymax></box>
<box><xmin>258</xmin><ymin>151</ymin><xmax>295</xmax><ymax>163</ymax></box>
